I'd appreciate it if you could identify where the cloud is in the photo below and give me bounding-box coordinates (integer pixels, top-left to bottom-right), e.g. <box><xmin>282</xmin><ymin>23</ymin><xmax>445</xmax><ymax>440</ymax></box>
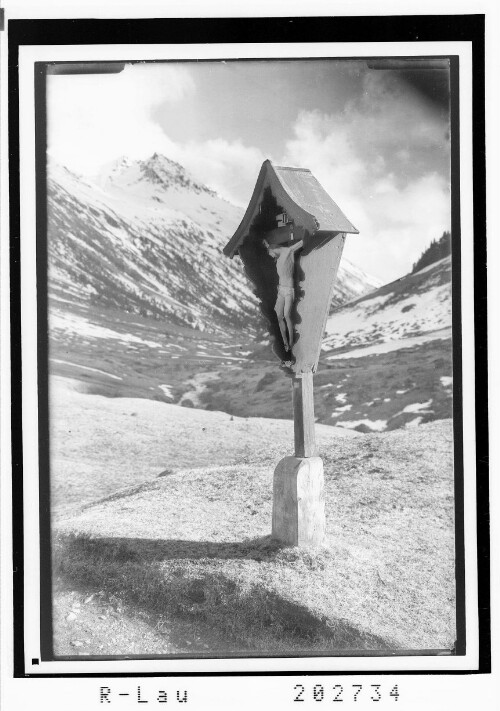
<box><xmin>47</xmin><ymin>63</ymin><xmax>265</xmax><ymax>205</ymax></box>
<box><xmin>47</xmin><ymin>63</ymin><xmax>195</xmax><ymax>174</ymax></box>
<box><xmin>166</xmin><ymin>138</ymin><xmax>266</xmax><ymax>206</ymax></box>
<box><xmin>48</xmin><ymin>64</ymin><xmax>451</xmax><ymax>282</ymax></box>
<box><xmin>342</xmin><ymin>173</ymin><xmax>450</xmax><ymax>280</ymax></box>
<box><xmin>349</xmin><ymin>70</ymin><xmax>449</xmax><ymax>157</ymax></box>
<box><xmin>281</xmin><ymin>73</ymin><xmax>450</xmax><ymax>281</ymax></box>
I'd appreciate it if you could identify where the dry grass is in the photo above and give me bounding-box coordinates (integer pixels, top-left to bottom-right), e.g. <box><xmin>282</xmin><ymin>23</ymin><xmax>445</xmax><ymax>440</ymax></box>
<box><xmin>49</xmin><ymin>376</ymin><xmax>357</xmax><ymax>513</ymax></box>
<box><xmin>53</xmin><ymin>381</ymin><xmax>456</xmax><ymax>655</ymax></box>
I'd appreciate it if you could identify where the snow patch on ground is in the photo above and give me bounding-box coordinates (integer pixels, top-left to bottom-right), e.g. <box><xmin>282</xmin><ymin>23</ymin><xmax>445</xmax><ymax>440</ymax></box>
<box><xmin>401</xmin><ymin>399</ymin><xmax>433</xmax><ymax>414</ymax></box>
<box><xmin>324</xmin><ymin>329</ymin><xmax>451</xmax><ymax>360</ymax></box>
<box><xmin>337</xmin><ymin>419</ymin><xmax>388</xmax><ymax>432</ymax></box>
<box><xmin>193</xmin><ymin>353</ymin><xmax>245</xmax><ymax>361</ymax></box>
<box><xmin>440</xmin><ymin>376</ymin><xmax>453</xmax><ymax>388</ymax></box>
<box><xmin>331</xmin><ymin>404</ymin><xmax>352</xmax><ymax>417</ymax></box>
<box><xmin>159</xmin><ymin>384</ymin><xmax>174</xmax><ymax>400</ymax></box>
<box><xmin>179</xmin><ymin>372</ymin><xmax>220</xmax><ymax>408</ymax></box>
<box><xmin>324</xmin><ymin>259</ymin><xmax>451</xmax><ymax>354</ymax></box>
<box><xmin>50</xmin><ymin>358</ymin><xmax>122</xmax><ymax>380</ymax></box>
<box><xmin>50</xmin><ymin>311</ymin><xmax>164</xmax><ymax>349</ymax></box>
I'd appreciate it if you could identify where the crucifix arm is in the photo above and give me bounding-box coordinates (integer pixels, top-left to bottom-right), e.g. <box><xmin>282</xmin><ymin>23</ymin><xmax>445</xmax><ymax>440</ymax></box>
<box><xmin>289</xmin><ymin>239</ymin><xmax>304</xmax><ymax>253</ymax></box>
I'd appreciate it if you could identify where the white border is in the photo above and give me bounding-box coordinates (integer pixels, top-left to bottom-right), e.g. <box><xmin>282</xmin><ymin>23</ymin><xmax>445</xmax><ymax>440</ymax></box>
<box><xmin>0</xmin><ymin>0</ymin><xmax>14</xmax><ymax>697</ymax></box>
<box><xmin>1</xmin><ymin>0</ymin><xmax>494</xmax><ymax>19</ymax></box>
<box><xmin>16</xmin><ymin>40</ymin><xmax>479</xmax><ymax>676</ymax></box>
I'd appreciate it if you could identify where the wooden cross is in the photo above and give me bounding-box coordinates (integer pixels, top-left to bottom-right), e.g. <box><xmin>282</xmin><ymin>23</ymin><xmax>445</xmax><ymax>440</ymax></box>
<box><xmin>292</xmin><ymin>372</ymin><xmax>317</xmax><ymax>458</ymax></box>
<box><xmin>223</xmin><ymin>160</ymin><xmax>359</xmax><ymax>548</ymax></box>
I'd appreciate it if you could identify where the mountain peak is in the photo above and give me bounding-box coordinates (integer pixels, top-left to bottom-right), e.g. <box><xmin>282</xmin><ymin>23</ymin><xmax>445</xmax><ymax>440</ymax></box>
<box><xmin>138</xmin><ymin>153</ymin><xmax>217</xmax><ymax>196</ymax></box>
<box><xmin>144</xmin><ymin>152</ymin><xmax>180</xmax><ymax>170</ymax></box>
<box><xmin>95</xmin><ymin>153</ymin><xmax>217</xmax><ymax>198</ymax></box>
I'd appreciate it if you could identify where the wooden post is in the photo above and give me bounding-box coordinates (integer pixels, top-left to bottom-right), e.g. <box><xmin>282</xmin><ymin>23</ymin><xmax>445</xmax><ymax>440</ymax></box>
<box><xmin>292</xmin><ymin>372</ymin><xmax>317</xmax><ymax>457</ymax></box>
<box><xmin>272</xmin><ymin>371</ymin><xmax>325</xmax><ymax>547</ymax></box>
<box><xmin>272</xmin><ymin>456</ymin><xmax>325</xmax><ymax>547</ymax></box>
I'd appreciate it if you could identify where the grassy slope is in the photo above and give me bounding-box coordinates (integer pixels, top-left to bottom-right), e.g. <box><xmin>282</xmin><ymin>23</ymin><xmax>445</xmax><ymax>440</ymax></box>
<box><xmin>50</xmin><ymin>376</ymin><xmax>357</xmax><ymax>513</ymax></box>
<box><xmin>53</xmin><ymin>379</ymin><xmax>455</xmax><ymax>655</ymax></box>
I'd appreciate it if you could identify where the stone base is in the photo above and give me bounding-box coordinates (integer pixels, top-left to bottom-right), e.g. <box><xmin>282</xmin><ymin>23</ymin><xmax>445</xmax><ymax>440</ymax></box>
<box><xmin>272</xmin><ymin>456</ymin><xmax>325</xmax><ymax>547</ymax></box>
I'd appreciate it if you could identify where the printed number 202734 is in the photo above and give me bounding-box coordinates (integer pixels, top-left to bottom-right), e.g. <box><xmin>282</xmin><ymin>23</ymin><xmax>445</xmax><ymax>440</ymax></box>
<box><xmin>293</xmin><ymin>684</ymin><xmax>400</xmax><ymax>703</ymax></box>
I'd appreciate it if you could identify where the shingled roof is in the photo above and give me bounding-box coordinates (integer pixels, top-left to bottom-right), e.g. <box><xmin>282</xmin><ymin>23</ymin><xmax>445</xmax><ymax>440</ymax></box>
<box><xmin>223</xmin><ymin>159</ymin><xmax>358</xmax><ymax>257</ymax></box>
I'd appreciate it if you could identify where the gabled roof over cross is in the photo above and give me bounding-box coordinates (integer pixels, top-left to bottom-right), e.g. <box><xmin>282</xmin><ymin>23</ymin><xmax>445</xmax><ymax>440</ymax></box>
<box><xmin>223</xmin><ymin>159</ymin><xmax>358</xmax><ymax>258</ymax></box>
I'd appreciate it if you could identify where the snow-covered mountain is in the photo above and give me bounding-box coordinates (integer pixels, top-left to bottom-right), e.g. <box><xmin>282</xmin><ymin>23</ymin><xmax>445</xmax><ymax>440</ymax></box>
<box><xmin>48</xmin><ymin>156</ymin><xmax>255</xmax><ymax>332</ymax></box>
<box><xmin>330</xmin><ymin>259</ymin><xmax>382</xmax><ymax>309</ymax></box>
<box><xmin>311</xmin><ymin>256</ymin><xmax>453</xmax><ymax>432</ymax></box>
<box><xmin>323</xmin><ymin>256</ymin><xmax>452</xmax><ymax>358</ymax></box>
<box><xmin>47</xmin><ymin>154</ymin><xmax>380</xmax><ymax>333</ymax></box>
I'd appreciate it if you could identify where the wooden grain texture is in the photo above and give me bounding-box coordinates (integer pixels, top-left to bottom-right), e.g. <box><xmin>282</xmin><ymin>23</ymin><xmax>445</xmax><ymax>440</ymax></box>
<box><xmin>272</xmin><ymin>456</ymin><xmax>325</xmax><ymax>547</ymax></box>
<box><xmin>292</xmin><ymin>232</ymin><xmax>345</xmax><ymax>374</ymax></box>
<box><xmin>292</xmin><ymin>372</ymin><xmax>317</xmax><ymax>458</ymax></box>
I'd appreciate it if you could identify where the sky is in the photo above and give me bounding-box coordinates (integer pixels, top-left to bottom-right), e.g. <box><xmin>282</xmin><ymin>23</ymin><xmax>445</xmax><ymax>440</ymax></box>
<box><xmin>47</xmin><ymin>59</ymin><xmax>451</xmax><ymax>283</ymax></box>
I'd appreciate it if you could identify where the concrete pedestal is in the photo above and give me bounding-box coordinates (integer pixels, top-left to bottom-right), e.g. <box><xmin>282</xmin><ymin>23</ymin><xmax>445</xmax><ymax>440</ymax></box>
<box><xmin>272</xmin><ymin>456</ymin><xmax>325</xmax><ymax>547</ymax></box>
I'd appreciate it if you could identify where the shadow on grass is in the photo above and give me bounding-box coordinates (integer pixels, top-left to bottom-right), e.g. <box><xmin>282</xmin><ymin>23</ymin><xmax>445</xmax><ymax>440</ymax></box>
<box><xmin>54</xmin><ymin>532</ymin><xmax>397</xmax><ymax>654</ymax></box>
<box><xmin>61</xmin><ymin>533</ymin><xmax>290</xmax><ymax>562</ymax></box>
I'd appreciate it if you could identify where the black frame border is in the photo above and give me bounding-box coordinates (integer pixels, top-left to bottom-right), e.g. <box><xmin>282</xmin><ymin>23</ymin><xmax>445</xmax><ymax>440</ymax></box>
<box><xmin>8</xmin><ymin>14</ymin><xmax>488</xmax><ymax>678</ymax></box>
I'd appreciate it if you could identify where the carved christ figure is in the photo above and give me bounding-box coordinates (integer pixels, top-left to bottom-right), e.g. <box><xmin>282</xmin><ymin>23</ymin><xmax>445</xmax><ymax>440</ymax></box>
<box><xmin>264</xmin><ymin>239</ymin><xmax>304</xmax><ymax>352</ymax></box>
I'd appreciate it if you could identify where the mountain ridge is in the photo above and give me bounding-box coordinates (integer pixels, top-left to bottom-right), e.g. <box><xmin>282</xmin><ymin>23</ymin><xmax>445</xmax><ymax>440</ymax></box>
<box><xmin>47</xmin><ymin>153</ymin><xmax>382</xmax><ymax>334</ymax></box>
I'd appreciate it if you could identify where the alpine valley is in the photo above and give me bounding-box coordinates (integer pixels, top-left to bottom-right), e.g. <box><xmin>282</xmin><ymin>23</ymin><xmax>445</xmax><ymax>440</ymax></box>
<box><xmin>47</xmin><ymin>153</ymin><xmax>452</xmax><ymax>433</ymax></box>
